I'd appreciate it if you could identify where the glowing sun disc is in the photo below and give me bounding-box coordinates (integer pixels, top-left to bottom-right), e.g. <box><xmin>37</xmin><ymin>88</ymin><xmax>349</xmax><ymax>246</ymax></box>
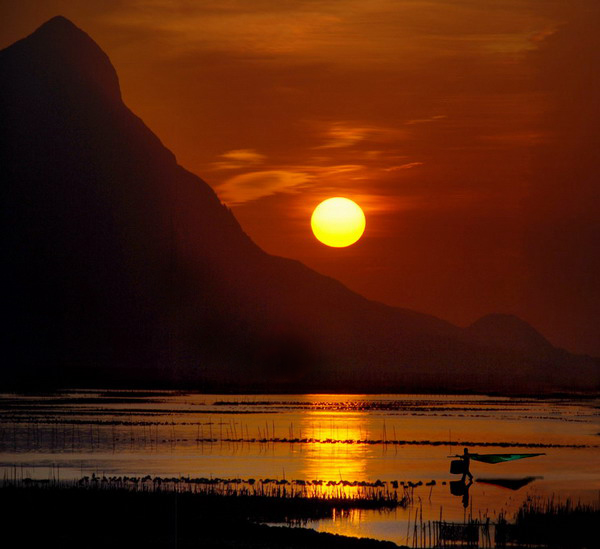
<box><xmin>311</xmin><ymin>197</ymin><xmax>366</xmax><ymax>247</ymax></box>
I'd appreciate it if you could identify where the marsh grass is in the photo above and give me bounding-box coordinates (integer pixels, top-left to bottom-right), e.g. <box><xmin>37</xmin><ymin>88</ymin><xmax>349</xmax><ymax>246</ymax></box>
<box><xmin>2</xmin><ymin>475</ymin><xmax>598</xmax><ymax>548</ymax></box>
<box><xmin>496</xmin><ymin>496</ymin><xmax>600</xmax><ymax>548</ymax></box>
<box><xmin>3</xmin><ymin>474</ymin><xmax>410</xmax><ymax>520</ymax></box>
<box><xmin>1</xmin><ymin>418</ymin><xmax>592</xmax><ymax>454</ymax></box>
<box><xmin>0</xmin><ymin>483</ymin><xmax>402</xmax><ymax>548</ymax></box>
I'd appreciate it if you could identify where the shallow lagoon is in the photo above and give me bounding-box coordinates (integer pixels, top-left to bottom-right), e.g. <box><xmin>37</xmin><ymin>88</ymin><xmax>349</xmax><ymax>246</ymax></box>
<box><xmin>1</xmin><ymin>392</ymin><xmax>598</xmax><ymax>545</ymax></box>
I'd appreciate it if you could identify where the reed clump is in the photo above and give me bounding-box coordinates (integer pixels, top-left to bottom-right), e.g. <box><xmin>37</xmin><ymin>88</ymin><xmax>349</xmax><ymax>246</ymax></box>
<box><xmin>496</xmin><ymin>496</ymin><xmax>599</xmax><ymax>548</ymax></box>
<box><xmin>0</xmin><ymin>483</ymin><xmax>401</xmax><ymax>548</ymax></box>
<box><xmin>3</xmin><ymin>474</ymin><xmax>410</xmax><ymax>520</ymax></box>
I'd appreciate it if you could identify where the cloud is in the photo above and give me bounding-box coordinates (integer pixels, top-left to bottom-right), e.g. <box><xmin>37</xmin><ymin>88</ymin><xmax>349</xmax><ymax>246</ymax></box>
<box><xmin>100</xmin><ymin>0</ymin><xmax>544</xmax><ymax>68</ymax></box>
<box><xmin>216</xmin><ymin>170</ymin><xmax>311</xmax><ymax>203</ymax></box>
<box><xmin>103</xmin><ymin>1</ymin><xmax>343</xmax><ymax>60</ymax></box>
<box><xmin>315</xmin><ymin>123</ymin><xmax>371</xmax><ymax>149</ymax></box>
<box><xmin>315</xmin><ymin>121</ymin><xmax>405</xmax><ymax>149</ymax></box>
<box><xmin>212</xmin><ymin>149</ymin><xmax>267</xmax><ymax>170</ymax></box>
<box><xmin>384</xmin><ymin>162</ymin><xmax>424</xmax><ymax>171</ymax></box>
<box><xmin>405</xmin><ymin>115</ymin><xmax>447</xmax><ymax>125</ymax></box>
<box><xmin>214</xmin><ymin>162</ymin><xmax>370</xmax><ymax>204</ymax></box>
<box><xmin>316</xmin><ymin>164</ymin><xmax>364</xmax><ymax>175</ymax></box>
<box><xmin>479</xmin><ymin>132</ymin><xmax>546</xmax><ymax>145</ymax></box>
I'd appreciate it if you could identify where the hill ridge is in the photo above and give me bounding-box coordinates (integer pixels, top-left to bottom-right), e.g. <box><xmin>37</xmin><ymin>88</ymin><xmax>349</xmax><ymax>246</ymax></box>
<box><xmin>1</xmin><ymin>16</ymin><xmax>597</xmax><ymax>393</ymax></box>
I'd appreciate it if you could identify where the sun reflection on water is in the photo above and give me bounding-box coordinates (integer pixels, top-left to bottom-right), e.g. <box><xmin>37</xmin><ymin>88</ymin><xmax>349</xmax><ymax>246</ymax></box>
<box><xmin>295</xmin><ymin>396</ymin><xmax>370</xmax><ymax>496</ymax></box>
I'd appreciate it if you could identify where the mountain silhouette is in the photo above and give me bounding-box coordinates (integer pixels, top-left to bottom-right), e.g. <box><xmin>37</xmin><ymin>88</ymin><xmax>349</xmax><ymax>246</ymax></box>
<box><xmin>1</xmin><ymin>16</ymin><xmax>597</xmax><ymax>392</ymax></box>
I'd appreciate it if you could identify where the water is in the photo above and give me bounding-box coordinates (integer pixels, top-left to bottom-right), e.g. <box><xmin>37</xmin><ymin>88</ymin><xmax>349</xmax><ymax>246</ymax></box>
<box><xmin>1</xmin><ymin>391</ymin><xmax>598</xmax><ymax>546</ymax></box>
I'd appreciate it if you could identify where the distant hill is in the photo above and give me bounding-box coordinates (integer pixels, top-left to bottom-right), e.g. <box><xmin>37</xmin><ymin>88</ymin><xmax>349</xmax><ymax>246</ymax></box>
<box><xmin>1</xmin><ymin>16</ymin><xmax>597</xmax><ymax>393</ymax></box>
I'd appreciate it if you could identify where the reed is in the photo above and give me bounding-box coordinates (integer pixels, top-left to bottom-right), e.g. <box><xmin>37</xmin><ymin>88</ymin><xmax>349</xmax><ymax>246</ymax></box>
<box><xmin>0</xmin><ymin>469</ymin><xmax>417</xmax><ymax>510</ymax></box>
<box><xmin>0</xmin><ymin>483</ymin><xmax>400</xmax><ymax>548</ymax></box>
<box><xmin>1</xmin><ymin>416</ymin><xmax>594</xmax><ymax>455</ymax></box>
<box><xmin>496</xmin><ymin>496</ymin><xmax>600</xmax><ymax>548</ymax></box>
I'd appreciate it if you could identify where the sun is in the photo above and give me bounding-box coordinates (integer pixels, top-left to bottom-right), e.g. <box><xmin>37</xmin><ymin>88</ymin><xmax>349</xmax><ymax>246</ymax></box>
<box><xmin>311</xmin><ymin>197</ymin><xmax>366</xmax><ymax>247</ymax></box>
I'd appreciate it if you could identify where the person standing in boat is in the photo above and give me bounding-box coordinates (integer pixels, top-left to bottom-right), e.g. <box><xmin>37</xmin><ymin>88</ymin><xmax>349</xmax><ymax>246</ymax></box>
<box><xmin>461</xmin><ymin>448</ymin><xmax>474</xmax><ymax>482</ymax></box>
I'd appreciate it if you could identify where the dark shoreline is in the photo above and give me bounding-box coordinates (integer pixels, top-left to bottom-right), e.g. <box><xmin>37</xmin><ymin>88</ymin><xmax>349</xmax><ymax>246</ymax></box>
<box><xmin>0</xmin><ymin>485</ymin><xmax>404</xmax><ymax>548</ymax></box>
<box><xmin>3</xmin><ymin>483</ymin><xmax>598</xmax><ymax>548</ymax></box>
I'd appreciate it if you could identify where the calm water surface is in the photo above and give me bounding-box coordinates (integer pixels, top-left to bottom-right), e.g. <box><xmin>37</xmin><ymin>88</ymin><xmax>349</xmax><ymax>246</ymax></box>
<box><xmin>1</xmin><ymin>391</ymin><xmax>598</xmax><ymax>545</ymax></box>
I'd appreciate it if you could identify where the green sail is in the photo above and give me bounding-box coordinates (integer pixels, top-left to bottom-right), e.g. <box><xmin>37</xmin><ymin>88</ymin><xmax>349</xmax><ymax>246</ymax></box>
<box><xmin>471</xmin><ymin>453</ymin><xmax>544</xmax><ymax>464</ymax></box>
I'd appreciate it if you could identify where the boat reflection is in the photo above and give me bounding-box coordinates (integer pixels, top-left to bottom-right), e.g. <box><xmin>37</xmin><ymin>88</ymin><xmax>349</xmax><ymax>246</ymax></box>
<box><xmin>450</xmin><ymin>475</ymin><xmax>542</xmax><ymax>509</ymax></box>
<box><xmin>476</xmin><ymin>476</ymin><xmax>542</xmax><ymax>491</ymax></box>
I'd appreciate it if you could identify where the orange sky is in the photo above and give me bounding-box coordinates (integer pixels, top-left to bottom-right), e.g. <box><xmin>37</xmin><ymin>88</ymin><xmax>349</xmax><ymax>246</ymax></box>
<box><xmin>2</xmin><ymin>1</ymin><xmax>599</xmax><ymax>355</ymax></box>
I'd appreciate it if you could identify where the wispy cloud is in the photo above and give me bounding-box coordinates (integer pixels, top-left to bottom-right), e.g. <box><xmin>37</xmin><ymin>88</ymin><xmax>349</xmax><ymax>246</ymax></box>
<box><xmin>316</xmin><ymin>123</ymin><xmax>372</xmax><ymax>149</ymax></box>
<box><xmin>316</xmin><ymin>164</ymin><xmax>364</xmax><ymax>175</ymax></box>
<box><xmin>384</xmin><ymin>162</ymin><xmax>424</xmax><ymax>171</ymax></box>
<box><xmin>216</xmin><ymin>169</ymin><xmax>311</xmax><ymax>203</ymax></box>
<box><xmin>212</xmin><ymin>149</ymin><xmax>267</xmax><ymax>170</ymax></box>
<box><xmin>102</xmin><ymin>0</ymin><xmax>543</xmax><ymax>67</ymax></box>
<box><xmin>315</xmin><ymin>121</ymin><xmax>405</xmax><ymax>149</ymax></box>
<box><xmin>478</xmin><ymin>132</ymin><xmax>547</xmax><ymax>145</ymax></box>
<box><xmin>405</xmin><ymin>115</ymin><xmax>447</xmax><ymax>125</ymax></box>
<box><xmin>215</xmin><ymin>163</ymin><xmax>367</xmax><ymax>204</ymax></box>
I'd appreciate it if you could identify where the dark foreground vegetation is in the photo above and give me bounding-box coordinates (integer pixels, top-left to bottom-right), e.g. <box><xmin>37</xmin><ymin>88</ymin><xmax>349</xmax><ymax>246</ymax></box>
<box><xmin>0</xmin><ymin>483</ymin><xmax>404</xmax><ymax>549</ymax></box>
<box><xmin>496</xmin><ymin>497</ymin><xmax>599</xmax><ymax>548</ymax></box>
<box><xmin>2</xmin><ymin>481</ymin><xmax>598</xmax><ymax>548</ymax></box>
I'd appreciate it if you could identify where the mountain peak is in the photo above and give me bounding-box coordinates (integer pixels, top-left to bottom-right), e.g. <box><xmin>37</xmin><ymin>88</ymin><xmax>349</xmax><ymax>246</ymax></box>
<box><xmin>0</xmin><ymin>15</ymin><xmax>121</xmax><ymax>103</ymax></box>
<box><xmin>37</xmin><ymin>15</ymin><xmax>80</xmax><ymax>32</ymax></box>
<box><xmin>467</xmin><ymin>313</ymin><xmax>554</xmax><ymax>354</ymax></box>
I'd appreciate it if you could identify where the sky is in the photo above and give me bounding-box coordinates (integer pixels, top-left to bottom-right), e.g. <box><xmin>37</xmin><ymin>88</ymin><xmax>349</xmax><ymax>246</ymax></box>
<box><xmin>2</xmin><ymin>1</ymin><xmax>599</xmax><ymax>355</ymax></box>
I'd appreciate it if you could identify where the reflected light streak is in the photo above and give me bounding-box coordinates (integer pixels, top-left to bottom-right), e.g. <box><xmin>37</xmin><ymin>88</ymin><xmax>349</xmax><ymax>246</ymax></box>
<box><xmin>297</xmin><ymin>395</ymin><xmax>369</xmax><ymax>496</ymax></box>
